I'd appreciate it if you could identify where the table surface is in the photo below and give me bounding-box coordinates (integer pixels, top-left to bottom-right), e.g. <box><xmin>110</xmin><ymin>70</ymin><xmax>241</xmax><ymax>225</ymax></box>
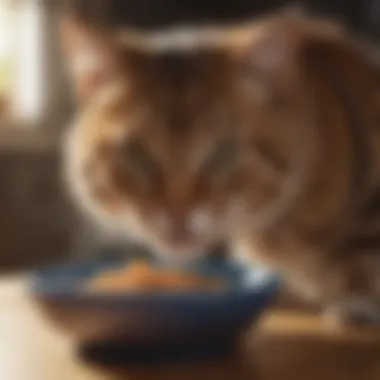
<box><xmin>1</xmin><ymin>277</ymin><xmax>380</xmax><ymax>380</ymax></box>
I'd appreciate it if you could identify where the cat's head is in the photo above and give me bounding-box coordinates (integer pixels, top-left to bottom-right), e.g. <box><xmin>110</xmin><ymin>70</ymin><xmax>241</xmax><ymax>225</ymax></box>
<box><xmin>61</xmin><ymin>14</ymin><xmax>340</xmax><ymax>260</ymax></box>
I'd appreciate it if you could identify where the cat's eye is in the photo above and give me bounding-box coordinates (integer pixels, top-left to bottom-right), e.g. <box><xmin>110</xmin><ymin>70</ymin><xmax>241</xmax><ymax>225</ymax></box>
<box><xmin>201</xmin><ymin>140</ymin><xmax>238</xmax><ymax>178</ymax></box>
<box><xmin>117</xmin><ymin>140</ymin><xmax>161</xmax><ymax>182</ymax></box>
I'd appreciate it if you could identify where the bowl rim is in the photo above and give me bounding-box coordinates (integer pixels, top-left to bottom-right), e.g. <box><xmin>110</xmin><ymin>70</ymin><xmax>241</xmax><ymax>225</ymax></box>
<box><xmin>28</xmin><ymin>255</ymin><xmax>281</xmax><ymax>305</ymax></box>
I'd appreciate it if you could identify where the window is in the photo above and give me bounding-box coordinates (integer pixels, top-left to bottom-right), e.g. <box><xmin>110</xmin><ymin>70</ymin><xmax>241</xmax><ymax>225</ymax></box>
<box><xmin>0</xmin><ymin>0</ymin><xmax>16</xmax><ymax>122</ymax></box>
<box><xmin>0</xmin><ymin>0</ymin><xmax>70</xmax><ymax>148</ymax></box>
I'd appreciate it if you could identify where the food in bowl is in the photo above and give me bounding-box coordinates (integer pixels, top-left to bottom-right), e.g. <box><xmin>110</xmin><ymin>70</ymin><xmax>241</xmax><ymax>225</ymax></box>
<box><xmin>86</xmin><ymin>260</ymin><xmax>228</xmax><ymax>293</ymax></box>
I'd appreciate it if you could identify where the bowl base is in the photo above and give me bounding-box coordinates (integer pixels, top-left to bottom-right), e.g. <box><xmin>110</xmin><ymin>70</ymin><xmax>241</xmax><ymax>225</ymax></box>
<box><xmin>78</xmin><ymin>336</ymin><xmax>238</xmax><ymax>366</ymax></box>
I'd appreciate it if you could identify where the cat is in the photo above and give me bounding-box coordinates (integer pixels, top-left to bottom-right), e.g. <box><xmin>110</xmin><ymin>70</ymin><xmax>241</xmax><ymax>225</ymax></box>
<box><xmin>60</xmin><ymin>12</ymin><xmax>380</xmax><ymax>325</ymax></box>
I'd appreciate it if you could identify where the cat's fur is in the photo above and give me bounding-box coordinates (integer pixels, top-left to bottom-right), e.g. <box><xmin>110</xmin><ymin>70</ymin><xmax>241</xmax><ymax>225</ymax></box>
<box><xmin>61</xmin><ymin>12</ymin><xmax>380</xmax><ymax>324</ymax></box>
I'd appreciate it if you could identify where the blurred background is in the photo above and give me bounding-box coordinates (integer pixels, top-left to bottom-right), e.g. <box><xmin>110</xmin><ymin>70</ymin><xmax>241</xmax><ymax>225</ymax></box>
<box><xmin>0</xmin><ymin>0</ymin><xmax>378</xmax><ymax>272</ymax></box>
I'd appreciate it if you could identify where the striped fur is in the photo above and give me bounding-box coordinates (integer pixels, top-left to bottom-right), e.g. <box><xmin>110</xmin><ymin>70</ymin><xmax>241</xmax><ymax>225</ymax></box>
<box><xmin>62</xmin><ymin>12</ymin><xmax>380</xmax><ymax>323</ymax></box>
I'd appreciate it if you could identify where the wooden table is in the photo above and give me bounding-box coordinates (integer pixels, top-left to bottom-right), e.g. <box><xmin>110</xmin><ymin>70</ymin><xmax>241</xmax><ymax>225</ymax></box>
<box><xmin>1</xmin><ymin>277</ymin><xmax>379</xmax><ymax>380</ymax></box>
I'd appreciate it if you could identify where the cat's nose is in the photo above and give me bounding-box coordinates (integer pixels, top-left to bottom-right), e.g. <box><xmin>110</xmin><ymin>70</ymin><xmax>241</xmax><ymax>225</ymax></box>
<box><xmin>344</xmin><ymin>299</ymin><xmax>380</xmax><ymax>325</ymax></box>
<box><xmin>166</xmin><ymin>219</ymin><xmax>195</xmax><ymax>247</ymax></box>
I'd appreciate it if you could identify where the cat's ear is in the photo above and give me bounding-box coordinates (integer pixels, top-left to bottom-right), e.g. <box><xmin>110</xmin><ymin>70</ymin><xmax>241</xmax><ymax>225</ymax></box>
<box><xmin>243</xmin><ymin>14</ymin><xmax>343</xmax><ymax>103</ymax></box>
<box><xmin>59</xmin><ymin>16</ymin><xmax>124</xmax><ymax>104</ymax></box>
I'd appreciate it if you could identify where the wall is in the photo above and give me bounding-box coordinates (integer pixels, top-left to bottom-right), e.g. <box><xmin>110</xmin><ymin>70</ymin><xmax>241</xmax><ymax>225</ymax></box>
<box><xmin>0</xmin><ymin>149</ymin><xmax>78</xmax><ymax>271</ymax></box>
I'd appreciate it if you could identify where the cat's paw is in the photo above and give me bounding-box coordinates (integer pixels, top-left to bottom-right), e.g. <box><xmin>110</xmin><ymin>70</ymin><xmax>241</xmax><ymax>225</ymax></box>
<box><xmin>322</xmin><ymin>306</ymin><xmax>348</xmax><ymax>331</ymax></box>
<box><xmin>323</xmin><ymin>300</ymin><xmax>380</xmax><ymax>330</ymax></box>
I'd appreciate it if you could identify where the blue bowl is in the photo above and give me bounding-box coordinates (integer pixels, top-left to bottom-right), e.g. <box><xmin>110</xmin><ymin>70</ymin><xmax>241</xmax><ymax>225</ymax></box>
<box><xmin>29</xmin><ymin>253</ymin><xmax>280</xmax><ymax>345</ymax></box>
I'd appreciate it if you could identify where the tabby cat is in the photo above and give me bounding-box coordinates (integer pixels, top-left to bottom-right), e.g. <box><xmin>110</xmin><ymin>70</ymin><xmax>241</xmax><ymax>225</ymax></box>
<box><xmin>61</xmin><ymin>12</ymin><xmax>380</xmax><ymax>325</ymax></box>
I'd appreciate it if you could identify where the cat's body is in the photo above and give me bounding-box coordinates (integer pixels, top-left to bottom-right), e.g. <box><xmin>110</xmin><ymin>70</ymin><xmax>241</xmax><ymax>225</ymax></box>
<box><xmin>61</xmin><ymin>13</ymin><xmax>380</xmax><ymax>324</ymax></box>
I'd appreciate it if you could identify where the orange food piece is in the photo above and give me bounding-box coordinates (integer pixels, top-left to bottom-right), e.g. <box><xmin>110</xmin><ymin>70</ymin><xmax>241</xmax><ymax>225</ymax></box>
<box><xmin>87</xmin><ymin>260</ymin><xmax>226</xmax><ymax>293</ymax></box>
